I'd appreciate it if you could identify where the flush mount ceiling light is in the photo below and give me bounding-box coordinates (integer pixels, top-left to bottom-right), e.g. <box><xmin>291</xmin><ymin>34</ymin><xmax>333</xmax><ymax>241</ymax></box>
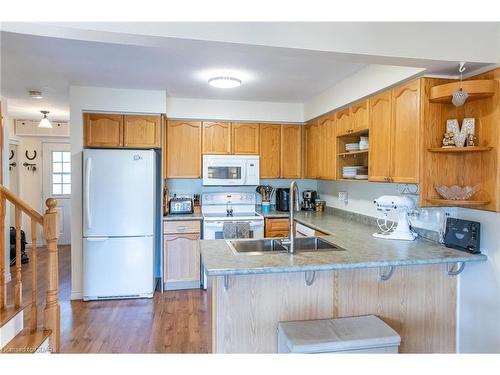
<box><xmin>452</xmin><ymin>62</ymin><xmax>469</xmax><ymax>107</ymax></box>
<box><xmin>29</xmin><ymin>90</ymin><xmax>43</xmax><ymax>99</ymax></box>
<box><xmin>208</xmin><ymin>76</ymin><xmax>242</xmax><ymax>89</ymax></box>
<box><xmin>38</xmin><ymin>110</ymin><xmax>52</xmax><ymax>129</ymax></box>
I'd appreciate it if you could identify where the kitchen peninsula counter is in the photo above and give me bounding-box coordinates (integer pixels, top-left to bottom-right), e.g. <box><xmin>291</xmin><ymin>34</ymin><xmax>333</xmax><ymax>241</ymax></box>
<box><xmin>203</xmin><ymin>210</ymin><xmax>486</xmax><ymax>354</ymax></box>
<box><xmin>201</xmin><ymin>210</ymin><xmax>486</xmax><ymax>276</ymax></box>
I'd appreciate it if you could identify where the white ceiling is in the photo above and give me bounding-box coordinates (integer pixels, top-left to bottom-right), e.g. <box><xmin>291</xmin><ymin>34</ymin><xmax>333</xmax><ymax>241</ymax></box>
<box><xmin>1</xmin><ymin>22</ymin><xmax>497</xmax><ymax>121</ymax></box>
<box><xmin>1</xmin><ymin>31</ymin><xmax>368</xmax><ymax>120</ymax></box>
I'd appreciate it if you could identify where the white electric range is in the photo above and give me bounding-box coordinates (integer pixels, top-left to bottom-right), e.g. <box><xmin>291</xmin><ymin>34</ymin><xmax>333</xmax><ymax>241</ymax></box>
<box><xmin>201</xmin><ymin>192</ymin><xmax>264</xmax><ymax>289</ymax></box>
<box><xmin>201</xmin><ymin>192</ymin><xmax>264</xmax><ymax>240</ymax></box>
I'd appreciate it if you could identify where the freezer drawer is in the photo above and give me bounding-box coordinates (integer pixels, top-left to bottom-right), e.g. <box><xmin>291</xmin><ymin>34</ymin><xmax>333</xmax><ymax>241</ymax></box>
<box><xmin>83</xmin><ymin>236</ymin><xmax>154</xmax><ymax>300</ymax></box>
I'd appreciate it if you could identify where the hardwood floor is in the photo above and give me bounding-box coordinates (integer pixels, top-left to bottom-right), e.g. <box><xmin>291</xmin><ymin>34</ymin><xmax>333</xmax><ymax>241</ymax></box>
<box><xmin>7</xmin><ymin>244</ymin><xmax>209</xmax><ymax>353</ymax></box>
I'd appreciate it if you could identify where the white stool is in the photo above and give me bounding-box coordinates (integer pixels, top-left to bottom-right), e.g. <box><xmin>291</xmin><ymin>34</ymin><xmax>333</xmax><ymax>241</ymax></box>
<box><xmin>277</xmin><ymin>315</ymin><xmax>401</xmax><ymax>353</ymax></box>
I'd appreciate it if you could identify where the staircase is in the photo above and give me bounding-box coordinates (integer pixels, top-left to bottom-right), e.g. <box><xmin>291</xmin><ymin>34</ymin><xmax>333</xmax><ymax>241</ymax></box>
<box><xmin>0</xmin><ymin>185</ymin><xmax>60</xmax><ymax>353</ymax></box>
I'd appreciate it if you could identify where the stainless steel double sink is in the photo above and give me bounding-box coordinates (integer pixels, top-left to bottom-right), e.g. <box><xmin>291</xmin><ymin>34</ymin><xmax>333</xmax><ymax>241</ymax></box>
<box><xmin>227</xmin><ymin>237</ymin><xmax>345</xmax><ymax>255</ymax></box>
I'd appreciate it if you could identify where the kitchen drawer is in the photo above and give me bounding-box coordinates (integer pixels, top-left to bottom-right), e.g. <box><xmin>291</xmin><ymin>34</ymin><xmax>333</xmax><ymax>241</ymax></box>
<box><xmin>164</xmin><ymin>220</ymin><xmax>201</xmax><ymax>234</ymax></box>
<box><xmin>265</xmin><ymin>218</ymin><xmax>290</xmax><ymax>232</ymax></box>
<box><xmin>265</xmin><ymin>230</ymin><xmax>289</xmax><ymax>238</ymax></box>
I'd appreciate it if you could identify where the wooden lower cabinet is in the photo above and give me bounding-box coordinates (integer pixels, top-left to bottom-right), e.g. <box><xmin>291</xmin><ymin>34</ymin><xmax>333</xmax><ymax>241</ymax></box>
<box><xmin>163</xmin><ymin>220</ymin><xmax>201</xmax><ymax>290</ymax></box>
<box><xmin>264</xmin><ymin>218</ymin><xmax>290</xmax><ymax>238</ymax></box>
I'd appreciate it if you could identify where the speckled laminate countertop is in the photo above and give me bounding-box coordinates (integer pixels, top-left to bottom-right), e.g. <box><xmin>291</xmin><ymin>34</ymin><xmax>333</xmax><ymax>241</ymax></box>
<box><xmin>200</xmin><ymin>211</ymin><xmax>487</xmax><ymax>276</ymax></box>
<box><xmin>163</xmin><ymin>213</ymin><xmax>203</xmax><ymax>221</ymax></box>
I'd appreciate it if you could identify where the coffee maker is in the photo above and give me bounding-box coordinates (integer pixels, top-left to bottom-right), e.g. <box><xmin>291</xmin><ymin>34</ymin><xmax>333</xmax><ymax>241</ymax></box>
<box><xmin>275</xmin><ymin>188</ymin><xmax>290</xmax><ymax>211</ymax></box>
<box><xmin>301</xmin><ymin>190</ymin><xmax>317</xmax><ymax>211</ymax></box>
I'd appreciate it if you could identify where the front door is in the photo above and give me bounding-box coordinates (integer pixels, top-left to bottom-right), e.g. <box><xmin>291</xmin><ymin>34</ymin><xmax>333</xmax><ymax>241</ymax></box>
<box><xmin>42</xmin><ymin>142</ymin><xmax>71</xmax><ymax>245</ymax></box>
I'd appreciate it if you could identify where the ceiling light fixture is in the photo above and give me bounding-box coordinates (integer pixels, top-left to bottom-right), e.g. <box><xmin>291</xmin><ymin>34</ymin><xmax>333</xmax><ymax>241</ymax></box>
<box><xmin>29</xmin><ymin>90</ymin><xmax>43</xmax><ymax>99</ymax></box>
<box><xmin>452</xmin><ymin>62</ymin><xmax>469</xmax><ymax>107</ymax></box>
<box><xmin>208</xmin><ymin>76</ymin><xmax>242</xmax><ymax>89</ymax></box>
<box><xmin>38</xmin><ymin>110</ymin><xmax>52</xmax><ymax>129</ymax></box>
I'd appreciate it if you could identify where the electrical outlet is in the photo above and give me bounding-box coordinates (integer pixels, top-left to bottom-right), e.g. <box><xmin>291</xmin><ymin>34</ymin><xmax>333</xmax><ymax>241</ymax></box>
<box><xmin>338</xmin><ymin>191</ymin><xmax>348</xmax><ymax>205</ymax></box>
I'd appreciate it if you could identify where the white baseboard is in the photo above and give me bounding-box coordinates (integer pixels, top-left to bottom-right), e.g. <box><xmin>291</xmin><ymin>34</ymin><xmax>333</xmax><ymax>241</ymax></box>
<box><xmin>70</xmin><ymin>290</ymin><xmax>83</xmax><ymax>300</ymax></box>
<box><xmin>0</xmin><ymin>310</ymin><xmax>23</xmax><ymax>350</ymax></box>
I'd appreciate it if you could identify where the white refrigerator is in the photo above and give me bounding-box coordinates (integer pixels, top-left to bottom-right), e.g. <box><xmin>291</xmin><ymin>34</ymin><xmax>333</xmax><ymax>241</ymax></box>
<box><xmin>83</xmin><ymin>149</ymin><xmax>155</xmax><ymax>301</ymax></box>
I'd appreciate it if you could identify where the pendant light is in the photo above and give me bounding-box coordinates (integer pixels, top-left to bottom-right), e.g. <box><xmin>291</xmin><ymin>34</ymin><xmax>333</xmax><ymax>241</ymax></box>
<box><xmin>38</xmin><ymin>110</ymin><xmax>52</xmax><ymax>128</ymax></box>
<box><xmin>452</xmin><ymin>62</ymin><xmax>469</xmax><ymax>107</ymax></box>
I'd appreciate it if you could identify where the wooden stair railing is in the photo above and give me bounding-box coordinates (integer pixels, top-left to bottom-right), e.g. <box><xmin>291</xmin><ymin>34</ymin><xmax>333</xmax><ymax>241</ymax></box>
<box><xmin>0</xmin><ymin>185</ymin><xmax>60</xmax><ymax>352</ymax></box>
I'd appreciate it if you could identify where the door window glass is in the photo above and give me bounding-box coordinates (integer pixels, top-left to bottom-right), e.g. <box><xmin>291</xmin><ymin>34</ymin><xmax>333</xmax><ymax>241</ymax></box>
<box><xmin>52</xmin><ymin>151</ymin><xmax>71</xmax><ymax>195</ymax></box>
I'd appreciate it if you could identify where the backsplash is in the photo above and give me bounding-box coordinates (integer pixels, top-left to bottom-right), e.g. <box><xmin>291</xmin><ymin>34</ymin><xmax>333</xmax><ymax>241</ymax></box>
<box><xmin>165</xmin><ymin>179</ymin><xmax>319</xmax><ymax>204</ymax></box>
<box><xmin>317</xmin><ymin>180</ymin><xmax>457</xmax><ymax>235</ymax></box>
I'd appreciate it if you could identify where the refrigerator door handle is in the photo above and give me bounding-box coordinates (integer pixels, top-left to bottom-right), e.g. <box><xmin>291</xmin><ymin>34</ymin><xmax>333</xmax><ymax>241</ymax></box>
<box><xmin>85</xmin><ymin>157</ymin><xmax>92</xmax><ymax>229</ymax></box>
<box><xmin>85</xmin><ymin>237</ymin><xmax>109</xmax><ymax>242</ymax></box>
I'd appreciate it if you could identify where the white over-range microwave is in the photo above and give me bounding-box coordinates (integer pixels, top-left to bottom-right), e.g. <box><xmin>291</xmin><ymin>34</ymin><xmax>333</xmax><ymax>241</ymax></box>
<box><xmin>202</xmin><ymin>155</ymin><xmax>260</xmax><ymax>186</ymax></box>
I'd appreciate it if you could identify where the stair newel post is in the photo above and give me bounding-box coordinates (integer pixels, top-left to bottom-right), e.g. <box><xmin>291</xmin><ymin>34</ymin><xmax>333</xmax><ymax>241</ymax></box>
<box><xmin>0</xmin><ymin>191</ymin><xmax>5</xmax><ymax>309</ymax></box>
<box><xmin>43</xmin><ymin>198</ymin><xmax>60</xmax><ymax>353</ymax></box>
<box><xmin>30</xmin><ymin>219</ymin><xmax>38</xmax><ymax>332</ymax></box>
<box><xmin>14</xmin><ymin>207</ymin><xmax>22</xmax><ymax>308</ymax></box>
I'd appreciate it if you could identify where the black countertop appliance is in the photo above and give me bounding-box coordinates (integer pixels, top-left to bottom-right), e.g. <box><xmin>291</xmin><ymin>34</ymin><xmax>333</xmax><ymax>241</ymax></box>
<box><xmin>275</xmin><ymin>188</ymin><xmax>290</xmax><ymax>211</ymax></box>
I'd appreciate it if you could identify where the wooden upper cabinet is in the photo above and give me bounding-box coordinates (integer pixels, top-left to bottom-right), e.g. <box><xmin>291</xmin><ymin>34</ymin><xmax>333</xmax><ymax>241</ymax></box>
<box><xmin>281</xmin><ymin>124</ymin><xmax>302</xmax><ymax>179</ymax></box>
<box><xmin>368</xmin><ymin>91</ymin><xmax>392</xmax><ymax>182</ymax></box>
<box><xmin>391</xmin><ymin>80</ymin><xmax>420</xmax><ymax>183</ymax></box>
<box><xmin>232</xmin><ymin>123</ymin><xmax>260</xmax><ymax>155</ymax></box>
<box><xmin>350</xmin><ymin>100</ymin><xmax>369</xmax><ymax>133</ymax></box>
<box><xmin>84</xmin><ymin>113</ymin><xmax>123</xmax><ymax>148</ymax></box>
<box><xmin>166</xmin><ymin>120</ymin><xmax>202</xmax><ymax>178</ymax></box>
<box><xmin>304</xmin><ymin>120</ymin><xmax>319</xmax><ymax>179</ymax></box>
<box><xmin>336</xmin><ymin>108</ymin><xmax>351</xmax><ymax>136</ymax></box>
<box><xmin>259</xmin><ymin>124</ymin><xmax>281</xmax><ymax>178</ymax></box>
<box><xmin>123</xmin><ymin>115</ymin><xmax>161</xmax><ymax>148</ymax></box>
<box><xmin>202</xmin><ymin>122</ymin><xmax>231</xmax><ymax>154</ymax></box>
<box><xmin>319</xmin><ymin>115</ymin><xmax>336</xmax><ymax>180</ymax></box>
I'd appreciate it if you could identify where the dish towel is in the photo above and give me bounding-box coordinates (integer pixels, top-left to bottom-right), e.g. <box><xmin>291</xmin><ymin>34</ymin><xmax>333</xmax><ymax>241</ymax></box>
<box><xmin>236</xmin><ymin>222</ymin><xmax>251</xmax><ymax>239</ymax></box>
<box><xmin>223</xmin><ymin>222</ymin><xmax>237</xmax><ymax>239</ymax></box>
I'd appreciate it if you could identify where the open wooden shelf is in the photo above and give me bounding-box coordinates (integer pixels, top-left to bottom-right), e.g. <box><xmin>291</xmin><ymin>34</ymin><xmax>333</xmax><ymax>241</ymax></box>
<box><xmin>338</xmin><ymin>149</ymin><xmax>369</xmax><ymax>156</ymax></box>
<box><xmin>427</xmin><ymin>198</ymin><xmax>490</xmax><ymax>207</ymax></box>
<box><xmin>427</xmin><ymin>146</ymin><xmax>493</xmax><ymax>153</ymax></box>
<box><xmin>429</xmin><ymin>79</ymin><xmax>497</xmax><ymax>103</ymax></box>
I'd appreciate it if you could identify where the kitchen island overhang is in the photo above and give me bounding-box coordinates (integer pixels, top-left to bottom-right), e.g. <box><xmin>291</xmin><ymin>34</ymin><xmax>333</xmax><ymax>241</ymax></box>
<box><xmin>202</xmin><ymin>213</ymin><xmax>486</xmax><ymax>354</ymax></box>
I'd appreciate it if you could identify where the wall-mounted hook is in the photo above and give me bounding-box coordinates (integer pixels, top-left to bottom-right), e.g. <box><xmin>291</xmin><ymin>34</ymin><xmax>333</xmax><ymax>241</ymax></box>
<box><xmin>9</xmin><ymin>162</ymin><xmax>17</xmax><ymax>171</ymax></box>
<box><xmin>25</xmin><ymin>150</ymin><xmax>37</xmax><ymax>161</ymax></box>
<box><xmin>23</xmin><ymin>162</ymin><xmax>37</xmax><ymax>172</ymax></box>
<box><xmin>9</xmin><ymin>150</ymin><xmax>14</xmax><ymax>160</ymax></box>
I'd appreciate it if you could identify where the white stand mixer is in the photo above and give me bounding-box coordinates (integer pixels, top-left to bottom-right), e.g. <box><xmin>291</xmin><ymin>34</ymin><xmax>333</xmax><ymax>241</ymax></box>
<box><xmin>373</xmin><ymin>195</ymin><xmax>417</xmax><ymax>241</ymax></box>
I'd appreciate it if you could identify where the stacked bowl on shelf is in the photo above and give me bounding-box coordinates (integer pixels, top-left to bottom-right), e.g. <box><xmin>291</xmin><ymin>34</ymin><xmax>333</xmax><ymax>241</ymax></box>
<box><xmin>342</xmin><ymin>166</ymin><xmax>368</xmax><ymax>180</ymax></box>
<box><xmin>345</xmin><ymin>136</ymin><xmax>369</xmax><ymax>152</ymax></box>
<box><xmin>345</xmin><ymin>143</ymin><xmax>360</xmax><ymax>152</ymax></box>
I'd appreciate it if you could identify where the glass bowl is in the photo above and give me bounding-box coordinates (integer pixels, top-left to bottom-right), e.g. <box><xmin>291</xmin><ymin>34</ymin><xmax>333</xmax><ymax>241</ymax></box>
<box><xmin>435</xmin><ymin>185</ymin><xmax>480</xmax><ymax>200</ymax></box>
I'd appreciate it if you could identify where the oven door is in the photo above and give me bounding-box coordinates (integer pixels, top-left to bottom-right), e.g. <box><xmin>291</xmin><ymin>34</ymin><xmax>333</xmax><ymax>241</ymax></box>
<box><xmin>203</xmin><ymin>220</ymin><xmax>264</xmax><ymax>240</ymax></box>
<box><xmin>202</xmin><ymin>157</ymin><xmax>246</xmax><ymax>186</ymax></box>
